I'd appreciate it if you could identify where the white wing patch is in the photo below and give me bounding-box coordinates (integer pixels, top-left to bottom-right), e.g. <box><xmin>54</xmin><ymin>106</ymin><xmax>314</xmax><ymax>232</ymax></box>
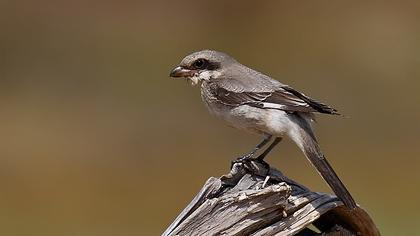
<box><xmin>261</xmin><ymin>103</ymin><xmax>289</xmax><ymax>110</ymax></box>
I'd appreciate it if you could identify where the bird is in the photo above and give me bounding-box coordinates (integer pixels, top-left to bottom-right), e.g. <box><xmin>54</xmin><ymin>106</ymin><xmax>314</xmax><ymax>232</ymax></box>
<box><xmin>169</xmin><ymin>49</ymin><xmax>357</xmax><ymax>209</ymax></box>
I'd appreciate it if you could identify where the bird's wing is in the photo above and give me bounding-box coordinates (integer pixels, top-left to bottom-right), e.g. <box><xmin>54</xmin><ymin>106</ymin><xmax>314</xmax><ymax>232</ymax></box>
<box><xmin>211</xmin><ymin>76</ymin><xmax>339</xmax><ymax>114</ymax></box>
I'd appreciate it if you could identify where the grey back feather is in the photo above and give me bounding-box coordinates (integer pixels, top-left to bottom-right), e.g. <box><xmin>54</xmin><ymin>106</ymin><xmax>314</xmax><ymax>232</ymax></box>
<box><xmin>207</xmin><ymin>63</ymin><xmax>339</xmax><ymax>114</ymax></box>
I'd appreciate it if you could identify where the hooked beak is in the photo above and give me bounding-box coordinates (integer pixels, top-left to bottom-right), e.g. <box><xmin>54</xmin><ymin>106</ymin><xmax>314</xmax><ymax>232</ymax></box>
<box><xmin>169</xmin><ymin>66</ymin><xmax>195</xmax><ymax>78</ymax></box>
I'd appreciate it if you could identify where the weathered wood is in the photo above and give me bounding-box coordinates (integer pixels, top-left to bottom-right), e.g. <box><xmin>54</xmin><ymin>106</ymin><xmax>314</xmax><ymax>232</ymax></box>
<box><xmin>163</xmin><ymin>161</ymin><xmax>380</xmax><ymax>236</ymax></box>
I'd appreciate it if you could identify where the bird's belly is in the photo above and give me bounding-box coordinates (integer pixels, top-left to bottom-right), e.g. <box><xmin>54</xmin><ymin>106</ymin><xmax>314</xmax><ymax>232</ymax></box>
<box><xmin>207</xmin><ymin>104</ymin><xmax>291</xmax><ymax>136</ymax></box>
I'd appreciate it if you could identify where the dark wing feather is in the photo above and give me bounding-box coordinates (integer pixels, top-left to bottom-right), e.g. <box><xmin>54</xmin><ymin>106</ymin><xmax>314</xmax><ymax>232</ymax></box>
<box><xmin>213</xmin><ymin>85</ymin><xmax>271</xmax><ymax>106</ymax></box>
<box><xmin>210</xmin><ymin>76</ymin><xmax>339</xmax><ymax>115</ymax></box>
<box><xmin>279</xmin><ymin>86</ymin><xmax>339</xmax><ymax>115</ymax></box>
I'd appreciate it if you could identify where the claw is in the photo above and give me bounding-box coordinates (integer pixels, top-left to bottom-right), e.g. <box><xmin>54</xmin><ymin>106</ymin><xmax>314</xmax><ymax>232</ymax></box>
<box><xmin>230</xmin><ymin>151</ymin><xmax>257</xmax><ymax>169</ymax></box>
<box><xmin>230</xmin><ymin>154</ymin><xmax>271</xmax><ymax>171</ymax></box>
<box><xmin>231</xmin><ymin>158</ymin><xmax>247</xmax><ymax>169</ymax></box>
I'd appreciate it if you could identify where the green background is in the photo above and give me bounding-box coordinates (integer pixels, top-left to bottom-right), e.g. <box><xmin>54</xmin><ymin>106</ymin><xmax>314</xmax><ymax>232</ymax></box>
<box><xmin>1</xmin><ymin>0</ymin><xmax>419</xmax><ymax>235</ymax></box>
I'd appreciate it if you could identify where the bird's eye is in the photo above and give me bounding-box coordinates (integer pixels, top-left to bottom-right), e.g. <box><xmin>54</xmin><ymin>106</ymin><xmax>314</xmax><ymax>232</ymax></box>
<box><xmin>192</xmin><ymin>59</ymin><xmax>207</xmax><ymax>69</ymax></box>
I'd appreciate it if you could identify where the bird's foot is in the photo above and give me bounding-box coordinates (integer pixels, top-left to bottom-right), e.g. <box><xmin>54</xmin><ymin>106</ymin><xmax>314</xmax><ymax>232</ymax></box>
<box><xmin>230</xmin><ymin>154</ymin><xmax>270</xmax><ymax>171</ymax></box>
<box><xmin>230</xmin><ymin>152</ymin><xmax>256</xmax><ymax>169</ymax></box>
<box><xmin>255</xmin><ymin>154</ymin><xmax>271</xmax><ymax>170</ymax></box>
<box><xmin>256</xmin><ymin>158</ymin><xmax>270</xmax><ymax>170</ymax></box>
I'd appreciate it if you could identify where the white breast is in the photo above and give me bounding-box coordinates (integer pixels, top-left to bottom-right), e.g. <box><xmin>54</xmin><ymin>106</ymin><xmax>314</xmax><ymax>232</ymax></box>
<box><xmin>214</xmin><ymin>105</ymin><xmax>291</xmax><ymax>136</ymax></box>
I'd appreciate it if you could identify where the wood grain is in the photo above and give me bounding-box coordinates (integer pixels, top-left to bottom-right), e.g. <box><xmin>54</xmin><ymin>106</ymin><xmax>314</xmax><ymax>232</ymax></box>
<box><xmin>163</xmin><ymin>161</ymin><xmax>380</xmax><ymax>236</ymax></box>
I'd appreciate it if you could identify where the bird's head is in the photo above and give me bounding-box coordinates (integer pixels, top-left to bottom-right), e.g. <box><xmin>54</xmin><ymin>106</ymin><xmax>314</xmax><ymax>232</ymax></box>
<box><xmin>169</xmin><ymin>50</ymin><xmax>235</xmax><ymax>85</ymax></box>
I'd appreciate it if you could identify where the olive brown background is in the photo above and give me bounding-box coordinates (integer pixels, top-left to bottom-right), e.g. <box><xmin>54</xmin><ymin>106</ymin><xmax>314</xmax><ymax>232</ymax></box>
<box><xmin>1</xmin><ymin>1</ymin><xmax>419</xmax><ymax>235</ymax></box>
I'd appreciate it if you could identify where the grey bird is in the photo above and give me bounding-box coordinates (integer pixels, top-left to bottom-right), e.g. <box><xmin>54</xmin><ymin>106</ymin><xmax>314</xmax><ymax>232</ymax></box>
<box><xmin>169</xmin><ymin>50</ymin><xmax>356</xmax><ymax>209</ymax></box>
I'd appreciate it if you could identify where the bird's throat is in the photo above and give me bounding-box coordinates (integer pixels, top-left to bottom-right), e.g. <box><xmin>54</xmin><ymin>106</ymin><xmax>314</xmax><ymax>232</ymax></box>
<box><xmin>188</xmin><ymin>75</ymin><xmax>200</xmax><ymax>86</ymax></box>
<box><xmin>188</xmin><ymin>70</ymin><xmax>221</xmax><ymax>86</ymax></box>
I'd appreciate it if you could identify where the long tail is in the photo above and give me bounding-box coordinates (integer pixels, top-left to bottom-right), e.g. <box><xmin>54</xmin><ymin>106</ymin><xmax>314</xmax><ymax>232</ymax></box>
<box><xmin>291</xmin><ymin>115</ymin><xmax>357</xmax><ymax>209</ymax></box>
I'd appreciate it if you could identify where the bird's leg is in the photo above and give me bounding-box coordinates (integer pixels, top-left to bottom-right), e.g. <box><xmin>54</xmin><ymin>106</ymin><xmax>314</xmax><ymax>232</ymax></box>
<box><xmin>241</xmin><ymin>135</ymin><xmax>272</xmax><ymax>160</ymax></box>
<box><xmin>231</xmin><ymin>135</ymin><xmax>272</xmax><ymax>167</ymax></box>
<box><xmin>256</xmin><ymin>137</ymin><xmax>282</xmax><ymax>161</ymax></box>
<box><xmin>246</xmin><ymin>137</ymin><xmax>282</xmax><ymax>170</ymax></box>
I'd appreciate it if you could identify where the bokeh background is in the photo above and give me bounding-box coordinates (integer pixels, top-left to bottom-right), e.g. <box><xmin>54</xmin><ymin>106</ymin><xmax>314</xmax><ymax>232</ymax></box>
<box><xmin>1</xmin><ymin>0</ymin><xmax>419</xmax><ymax>235</ymax></box>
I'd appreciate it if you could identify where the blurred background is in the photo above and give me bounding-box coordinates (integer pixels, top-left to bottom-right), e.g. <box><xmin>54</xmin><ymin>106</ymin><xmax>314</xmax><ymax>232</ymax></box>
<box><xmin>1</xmin><ymin>0</ymin><xmax>419</xmax><ymax>235</ymax></box>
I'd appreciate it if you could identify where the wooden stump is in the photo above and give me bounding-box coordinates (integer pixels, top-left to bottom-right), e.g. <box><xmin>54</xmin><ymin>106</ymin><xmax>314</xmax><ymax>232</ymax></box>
<box><xmin>163</xmin><ymin>161</ymin><xmax>380</xmax><ymax>236</ymax></box>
